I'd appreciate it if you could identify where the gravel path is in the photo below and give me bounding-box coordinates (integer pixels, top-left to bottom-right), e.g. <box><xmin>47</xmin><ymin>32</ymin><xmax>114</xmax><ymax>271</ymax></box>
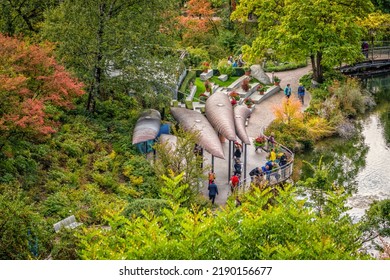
<box><xmin>246</xmin><ymin>64</ymin><xmax>312</xmax><ymax>138</ymax></box>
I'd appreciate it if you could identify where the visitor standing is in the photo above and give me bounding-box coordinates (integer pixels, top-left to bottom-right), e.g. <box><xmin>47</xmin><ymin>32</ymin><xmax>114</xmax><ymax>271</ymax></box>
<box><xmin>297</xmin><ymin>83</ymin><xmax>305</xmax><ymax>104</ymax></box>
<box><xmin>362</xmin><ymin>41</ymin><xmax>369</xmax><ymax>59</ymax></box>
<box><xmin>229</xmin><ymin>174</ymin><xmax>240</xmax><ymax>193</ymax></box>
<box><xmin>208</xmin><ymin>180</ymin><xmax>218</xmax><ymax>204</ymax></box>
<box><xmin>234</xmin><ymin>141</ymin><xmax>242</xmax><ymax>160</ymax></box>
<box><xmin>267</xmin><ymin>132</ymin><xmax>276</xmax><ymax>150</ymax></box>
<box><xmin>269</xmin><ymin>148</ymin><xmax>276</xmax><ymax>162</ymax></box>
<box><xmin>249</xmin><ymin>167</ymin><xmax>262</xmax><ymax>182</ymax></box>
<box><xmin>284</xmin><ymin>84</ymin><xmax>292</xmax><ymax>99</ymax></box>
<box><xmin>233</xmin><ymin>158</ymin><xmax>242</xmax><ymax>176</ymax></box>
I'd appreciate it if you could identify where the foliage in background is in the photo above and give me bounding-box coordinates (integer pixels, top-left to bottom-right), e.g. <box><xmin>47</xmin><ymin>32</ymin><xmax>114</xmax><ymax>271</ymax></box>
<box><xmin>232</xmin><ymin>0</ymin><xmax>374</xmax><ymax>82</ymax></box>
<box><xmin>0</xmin><ymin>0</ymin><xmax>58</xmax><ymax>35</ymax></box>
<box><xmin>41</xmin><ymin>0</ymin><xmax>178</xmax><ymax>112</ymax></box>
<box><xmin>264</xmin><ymin>60</ymin><xmax>308</xmax><ymax>72</ymax></box>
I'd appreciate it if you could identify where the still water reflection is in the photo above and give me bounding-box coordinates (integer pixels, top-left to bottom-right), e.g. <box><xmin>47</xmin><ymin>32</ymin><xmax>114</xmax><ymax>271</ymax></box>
<box><xmin>296</xmin><ymin>74</ymin><xmax>390</xmax><ymax>219</ymax></box>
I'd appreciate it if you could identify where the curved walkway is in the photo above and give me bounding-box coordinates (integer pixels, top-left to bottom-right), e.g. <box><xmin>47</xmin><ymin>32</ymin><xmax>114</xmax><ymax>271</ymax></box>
<box><xmin>201</xmin><ymin>65</ymin><xmax>313</xmax><ymax>206</ymax></box>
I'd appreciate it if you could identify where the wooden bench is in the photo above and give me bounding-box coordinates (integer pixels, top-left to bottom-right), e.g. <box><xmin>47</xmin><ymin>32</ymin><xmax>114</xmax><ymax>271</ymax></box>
<box><xmin>53</xmin><ymin>215</ymin><xmax>83</xmax><ymax>233</ymax></box>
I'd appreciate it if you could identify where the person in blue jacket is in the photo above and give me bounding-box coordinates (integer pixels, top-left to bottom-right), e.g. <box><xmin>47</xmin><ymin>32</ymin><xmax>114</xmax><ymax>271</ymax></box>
<box><xmin>284</xmin><ymin>84</ymin><xmax>292</xmax><ymax>99</ymax></box>
<box><xmin>208</xmin><ymin>180</ymin><xmax>219</xmax><ymax>204</ymax></box>
<box><xmin>297</xmin><ymin>83</ymin><xmax>305</xmax><ymax>104</ymax></box>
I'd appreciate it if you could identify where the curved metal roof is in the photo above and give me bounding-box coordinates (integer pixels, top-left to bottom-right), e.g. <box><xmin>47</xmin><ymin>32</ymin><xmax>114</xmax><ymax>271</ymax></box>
<box><xmin>234</xmin><ymin>105</ymin><xmax>252</xmax><ymax>145</ymax></box>
<box><xmin>205</xmin><ymin>92</ymin><xmax>237</xmax><ymax>141</ymax></box>
<box><xmin>132</xmin><ymin>109</ymin><xmax>161</xmax><ymax>144</ymax></box>
<box><xmin>170</xmin><ymin>107</ymin><xmax>224</xmax><ymax>159</ymax></box>
<box><xmin>159</xmin><ymin>134</ymin><xmax>177</xmax><ymax>151</ymax></box>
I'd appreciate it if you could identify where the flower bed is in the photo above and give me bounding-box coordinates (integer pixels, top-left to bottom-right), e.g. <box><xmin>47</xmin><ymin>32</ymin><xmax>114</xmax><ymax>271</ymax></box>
<box><xmin>253</xmin><ymin>135</ymin><xmax>267</xmax><ymax>147</ymax></box>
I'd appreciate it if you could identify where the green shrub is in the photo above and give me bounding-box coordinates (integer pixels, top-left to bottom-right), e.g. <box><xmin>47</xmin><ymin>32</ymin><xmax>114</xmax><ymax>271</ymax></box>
<box><xmin>264</xmin><ymin>60</ymin><xmax>307</xmax><ymax>72</ymax></box>
<box><xmin>217</xmin><ymin>59</ymin><xmax>234</xmax><ymax>76</ymax></box>
<box><xmin>184</xmin><ymin>47</ymin><xmax>210</xmax><ymax>67</ymax></box>
<box><xmin>123</xmin><ymin>198</ymin><xmax>169</xmax><ymax>218</ymax></box>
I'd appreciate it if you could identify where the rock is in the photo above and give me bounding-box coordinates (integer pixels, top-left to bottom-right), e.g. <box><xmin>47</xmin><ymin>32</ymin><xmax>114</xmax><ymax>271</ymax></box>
<box><xmin>218</xmin><ymin>74</ymin><xmax>228</xmax><ymax>82</ymax></box>
<box><xmin>250</xmin><ymin>65</ymin><xmax>271</xmax><ymax>84</ymax></box>
<box><xmin>200</xmin><ymin>69</ymin><xmax>213</xmax><ymax>81</ymax></box>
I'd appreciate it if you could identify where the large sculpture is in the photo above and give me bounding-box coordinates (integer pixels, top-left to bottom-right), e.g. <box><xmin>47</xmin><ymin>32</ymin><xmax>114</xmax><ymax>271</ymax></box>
<box><xmin>233</xmin><ymin>105</ymin><xmax>252</xmax><ymax>145</ymax></box>
<box><xmin>170</xmin><ymin>107</ymin><xmax>224</xmax><ymax>159</ymax></box>
<box><xmin>205</xmin><ymin>91</ymin><xmax>237</xmax><ymax>141</ymax></box>
<box><xmin>132</xmin><ymin>109</ymin><xmax>161</xmax><ymax>145</ymax></box>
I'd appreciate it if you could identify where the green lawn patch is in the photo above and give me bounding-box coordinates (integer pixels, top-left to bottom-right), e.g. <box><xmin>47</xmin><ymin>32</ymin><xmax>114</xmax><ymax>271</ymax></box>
<box><xmin>210</xmin><ymin>76</ymin><xmax>240</xmax><ymax>87</ymax></box>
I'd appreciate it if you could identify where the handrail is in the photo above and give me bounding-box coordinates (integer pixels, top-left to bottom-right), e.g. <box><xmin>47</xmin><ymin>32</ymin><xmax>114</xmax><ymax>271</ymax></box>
<box><xmin>236</xmin><ymin>136</ymin><xmax>295</xmax><ymax>193</ymax></box>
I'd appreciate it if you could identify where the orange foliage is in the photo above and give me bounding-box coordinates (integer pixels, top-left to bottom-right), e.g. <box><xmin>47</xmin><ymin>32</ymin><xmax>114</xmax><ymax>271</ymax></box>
<box><xmin>272</xmin><ymin>95</ymin><xmax>303</xmax><ymax>124</ymax></box>
<box><xmin>0</xmin><ymin>34</ymin><xmax>85</xmax><ymax>137</ymax></box>
<box><xmin>177</xmin><ymin>0</ymin><xmax>215</xmax><ymax>37</ymax></box>
<box><xmin>186</xmin><ymin>0</ymin><xmax>214</xmax><ymax>19</ymax></box>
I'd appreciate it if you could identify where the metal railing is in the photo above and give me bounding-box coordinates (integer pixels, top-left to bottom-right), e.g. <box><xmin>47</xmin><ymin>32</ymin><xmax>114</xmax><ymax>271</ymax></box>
<box><xmin>236</xmin><ymin>138</ymin><xmax>295</xmax><ymax>194</ymax></box>
<box><xmin>369</xmin><ymin>46</ymin><xmax>390</xmax><ymax>60</ymax></box>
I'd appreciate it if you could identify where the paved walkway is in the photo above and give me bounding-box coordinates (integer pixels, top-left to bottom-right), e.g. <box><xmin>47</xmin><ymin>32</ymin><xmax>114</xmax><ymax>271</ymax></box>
<box><xmin>201</xmin><ymin>65</ymin><xmax>313</xmax><ymax>206</ymax></box>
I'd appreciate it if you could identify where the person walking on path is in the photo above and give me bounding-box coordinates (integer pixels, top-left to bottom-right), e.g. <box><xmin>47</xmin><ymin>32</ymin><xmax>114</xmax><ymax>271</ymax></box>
<box><xmin>284</xmin><ymin>83</ymin><xmax>292</xmax><ymax>99</ymax></box>
<box><xmin>208</xmin><ymin>171</ymin><xmax>216</xmax><ymax>185</ymax></box>
<box><xmin>208</xmin><ymin>180</ymin><xmax>219</xmax><ymax>204</ymax></box>
<box><xmin>297</xmin><ymin>83</ymin><xmax>305</xmax><ymax>104</ymax></box>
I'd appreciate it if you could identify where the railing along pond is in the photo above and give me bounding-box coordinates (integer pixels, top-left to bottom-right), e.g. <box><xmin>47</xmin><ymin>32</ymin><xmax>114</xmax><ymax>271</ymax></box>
<box><xmin>238</xmin><ymin>138</ymin><xmax>294</xmax><ymax>193</ymax></box>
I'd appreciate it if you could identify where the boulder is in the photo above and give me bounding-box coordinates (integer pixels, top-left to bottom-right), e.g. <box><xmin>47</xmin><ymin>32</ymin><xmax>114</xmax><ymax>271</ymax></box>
<box><xmin>218</xmin><ymin>74</ymin><xmax>228</xmax><ymax>82</ymax></box>
<box><xmin>250</xmin><ymin>65</ymin><xmax>271</xmax><ymax>84</ymax></box>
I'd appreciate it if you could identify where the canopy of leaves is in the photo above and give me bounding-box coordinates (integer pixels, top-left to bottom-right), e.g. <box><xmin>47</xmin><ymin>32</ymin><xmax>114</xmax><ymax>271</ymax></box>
<box><xmin>0</xmin><ymin>34</ymin><xmax>84</xmax><ymax>141</ymax></box>
<box><xmin>77</xmin><ymin>179</ymin><xmax>369</xmax><ymax>260</ymax></box>
<box><xmin>232</xmin><ymin>0</ymin><xmax>374</xmax><ymax>81</ymax></box>
<box><xmin>0</xmin><ymin>0</ymin><xmax>58</xmax><ymax>35</ymax></box>
<box><xmin>41</xmin><ymin>0</ymin><xmax>179</xmax><ymax>110</ymax></box>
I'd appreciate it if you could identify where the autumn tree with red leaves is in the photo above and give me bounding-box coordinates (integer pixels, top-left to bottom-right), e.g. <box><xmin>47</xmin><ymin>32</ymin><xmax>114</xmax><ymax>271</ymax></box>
<box><xmin>0</xmin><ymin>35</ymin><xmax>84</xmax><ymax>148</ymax></box>
<box><xmin>178</xmin><ymin>0</ymin><xmax>216</xmax><ymax>40</ymax></box>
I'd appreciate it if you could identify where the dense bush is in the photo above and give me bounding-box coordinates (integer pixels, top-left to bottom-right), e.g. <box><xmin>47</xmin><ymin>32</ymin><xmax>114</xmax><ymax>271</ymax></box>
<box><xmin>264</xmin><ymin>60</ymin><xmax>307</xmax><ymax>72</ymax></box>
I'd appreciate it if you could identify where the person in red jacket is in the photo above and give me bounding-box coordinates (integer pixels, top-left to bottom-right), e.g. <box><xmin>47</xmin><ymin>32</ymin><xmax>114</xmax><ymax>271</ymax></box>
<box><xmin>229</xmin><ymin>174</ymin><xmax>240</xmax><ymax>193</ymax></box>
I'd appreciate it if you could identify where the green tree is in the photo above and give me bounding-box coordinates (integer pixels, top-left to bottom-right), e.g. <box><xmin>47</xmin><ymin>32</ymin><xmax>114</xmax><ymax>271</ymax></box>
<box><xmin>0</xmin><ymin>0</ymin><xmax>58</xmax><ymax>35</ymax></box>
<box><xmin>371</xmin><ymin>0</ymin><xmax>390</xmax><ymax>13</ymax></box>
<box><xmin>153</xmin><ymin>128</ymin><xmax>206</xmax><ymax>204</ymax></box>
<box><xmin>231</xmin><ymin>0</ymin><xmax>374</xmax><ymax>83</ymax></box>
<box><xmin>41</xmin><ymin>0</ymin><xmax>179</xmax><ymax>112</ymax></box>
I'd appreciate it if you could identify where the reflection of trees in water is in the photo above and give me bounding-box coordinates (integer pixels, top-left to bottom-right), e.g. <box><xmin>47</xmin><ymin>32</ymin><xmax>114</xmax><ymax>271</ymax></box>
<box><xmin>295</xmin><ymin>131</ymin><xmax>368</xmax><ymax>194</ymax></box>
<box><xmin>366</xmin><ymin>74</ymin><xmax>390</xmax><ymax>145</ymax></box>
<box><xmin>296</xmin><ymin>74</ymin><xmax>390</xmax><ymax>193</ymax></box>
<box><xmin>378</xmin><ymin>102</ymin><xmax>390</xmax><ymax>145</ymax></box>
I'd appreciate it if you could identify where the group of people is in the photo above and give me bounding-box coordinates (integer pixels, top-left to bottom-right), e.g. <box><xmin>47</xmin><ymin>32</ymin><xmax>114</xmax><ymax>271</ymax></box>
<box><xmin>249</xmin><ymin>152</ymin><xmax>288</xmax><ymax>185</ymax></box>
<box><xmin>284</xmin><ymin>83</ymin><xmax>306</xmax><ymax>104</ymax></box>
<box><xmin>228</xmin><ymin>54</ymin><xmax>245</xmax><ymax>68</ymax></box>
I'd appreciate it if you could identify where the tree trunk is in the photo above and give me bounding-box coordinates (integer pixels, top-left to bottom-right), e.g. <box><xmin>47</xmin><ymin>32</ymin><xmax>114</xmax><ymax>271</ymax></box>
<box><xmin>86</xmin><ymin>4</ymin><xmax>105</xmax><ymax>112</ymax></box>
<box><xmin>311</xmin><ymin>52</ymin><xmax>324</xmax><ymax>84</ymax></box>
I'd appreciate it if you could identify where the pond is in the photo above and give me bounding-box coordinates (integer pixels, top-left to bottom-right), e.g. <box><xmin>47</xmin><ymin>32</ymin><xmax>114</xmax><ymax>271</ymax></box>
<box><xmin>295</xmin><ymin>73</ymin><xmax>390</xmax><ymax>220</ymax></box>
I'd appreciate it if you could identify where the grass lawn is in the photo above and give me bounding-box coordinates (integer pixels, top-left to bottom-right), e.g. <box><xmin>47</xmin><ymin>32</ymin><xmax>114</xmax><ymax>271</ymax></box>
<box><xmin>194</xmin><ymin>76</ymin><xmax>241</xmax><ymax>99</ymax></box>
